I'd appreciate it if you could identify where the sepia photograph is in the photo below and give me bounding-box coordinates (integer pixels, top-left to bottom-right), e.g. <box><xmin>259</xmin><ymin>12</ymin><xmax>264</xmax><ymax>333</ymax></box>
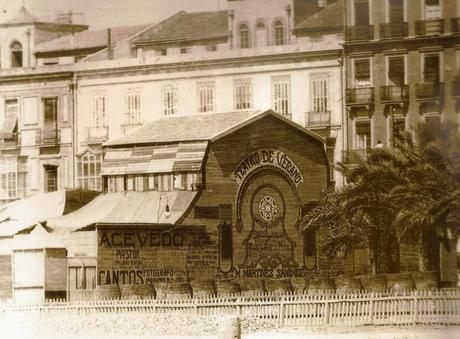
<box><xmin>0</xmin><ymin>0</ymin><xmax>459</xmax><ymax>338</ymax></box>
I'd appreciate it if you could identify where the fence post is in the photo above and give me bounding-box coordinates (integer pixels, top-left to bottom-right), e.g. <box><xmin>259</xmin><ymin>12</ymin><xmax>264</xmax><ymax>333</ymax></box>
<box><xmin>324</xmin><ymin>301</ymin><xmax>330</xmax><ymax>325</ymax></box>
<box><xmin>413</xmin><ymin>290</ymin><xmax>418</xmax><ymax>324</ymax></box>
<box><xmin>279</xmin><ymin>296</ymin><xmax>285</xmax><ymax>326</ymax></box>
<box><xmin>369</xmin><ymin>293</ymin><xmax>374</xmax><ymax>324</ymax></box>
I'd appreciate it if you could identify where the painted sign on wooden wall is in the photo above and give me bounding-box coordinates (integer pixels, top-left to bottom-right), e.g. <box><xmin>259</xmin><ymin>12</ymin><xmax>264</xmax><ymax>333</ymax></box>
<box><xmin>97</xmin><ymin>226</ymin><xmax>217</xmax><ymax>285</ymax></box>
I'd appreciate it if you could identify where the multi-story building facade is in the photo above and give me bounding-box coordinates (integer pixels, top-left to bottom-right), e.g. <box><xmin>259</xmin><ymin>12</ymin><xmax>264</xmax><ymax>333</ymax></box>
<box><xmin>73</xmin><ymin>0</ymin><xmax>344</xmax><ymax>191</ymax></box>
<box><xmin>343</xmin><ymin>0</ymin><xmax>459</xmax><ymax>160</ymax></box>
<box><xmin>0</xmin><ymin>1</ymin><xmax>344</xmax><ymax>202</ymax></box>
<box><xmin>0</xmin><ymin>7</ymin><xmax>154</xmax><ymax>203</ymax></box>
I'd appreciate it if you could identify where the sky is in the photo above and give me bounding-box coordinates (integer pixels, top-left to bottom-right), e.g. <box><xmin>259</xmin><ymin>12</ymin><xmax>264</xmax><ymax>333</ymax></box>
<box><xmin>1</xmin><ymin>0</ymin><xmax>228</xmax><ymax>29</ymax></box>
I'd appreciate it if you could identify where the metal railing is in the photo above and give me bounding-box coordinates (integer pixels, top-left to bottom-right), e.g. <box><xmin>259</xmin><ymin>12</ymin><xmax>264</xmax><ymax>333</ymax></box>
<box><xmin>341</xmin><ymin>149</ymin><xmax>370</xmax><ymax>163</ymax></box>
<box><xmin>305</xmin><ymin>111</ymin><xmax>331</xmax><ymax>128</ymax></box>
<box><xmin>415</xmin><ymin>19</ymin><xmax>444</xmax><ymax>36</ymax></box>
<box><xmin>379</xmin><ymin>22</ymin><xmax>408</xmax><ymax>38</ymax></box>
<box><xmin>86</xmin><ymin>126</ymin><xmax>109</xmax><ymax>143</ymax></box>
<box><xmin>346</xmin><ymin>87</ymin><xmax>374</xmax><ymax>105</ymax></box>
<box><xmin>380</xmin><ymin>85</ymin><xmax>409</xmax><ymax>102</ymax></box>
<box><xmin>415</xmin><ymin>82</ymin><xmax>444</xmax><ymax>100</ymax></box>
<box><xmin>0</xmin><ymin>132</ymin><xmax>20</xmax><ymax>149</ymax></box>
<box><xmin>36</xmin><ymin>129</ymin><xmax>60</xmax><ymax>146</ymax></box>
<box><xmin>345</xmin><ymin>25</ymin><xmax>374</xmax><ymax>41</ymax></box>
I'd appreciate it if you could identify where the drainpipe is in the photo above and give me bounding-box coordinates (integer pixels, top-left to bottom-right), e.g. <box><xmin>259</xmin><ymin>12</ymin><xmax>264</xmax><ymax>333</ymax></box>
<box><xmin>71</xmin><ymin>73</ymin><xmax>78</xmax><ymax>189</ymax></box>
<box><xmin>107</xmin><ymin>28</ymin><xmax>113</xmax><ymax>60</ymax></box>
<box><xmin>341</xmin><ymin>2</ymin><xmax>348</xmax><ymax>187</ymax></box>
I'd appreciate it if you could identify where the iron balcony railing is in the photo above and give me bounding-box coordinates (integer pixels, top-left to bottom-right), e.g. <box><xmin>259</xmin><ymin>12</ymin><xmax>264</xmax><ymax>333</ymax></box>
<box><xmin>415</xmin><ymin>19</ymin><xmax>444</xmax><ymax>36</ymax></box>
<box><xmin>380</xmin><ymin>85</ymin><xmax>409</xmax><ymax>102</ymax></box>
<box><xmin>452</xmin><ymin>79</ymin><xmax>460</xmax><ymax>97</ymax></box>
<box><xmin>415</xmin><ymin>82</ymin><xmax>444</xmax><ymax>100</ymax></box>
<box><xmin>345</xmin><ymin>25</ymin><xmax>374</xmax><ymax>41</ymax></box>
<box><xmin>305</xmin><ymin>111</ymin><xmax>331</xmax><ymax>128</ymax></box>
<box><xmin>451</xmin><ymin>17</ymin><xmax>460</xmax><ymax>33</ymax></box>
<box><xmin>0</xmin><ymin>132</ymin><xmax>20</xmax><ymax>149</ymax></box>
<box><xmin>37</xmin><ymin>129</ymin><xmax>60</xmax><ymax>146</ymax></box>
<box><xmin>86</xmin><ymin>126</ymin><xmax>109</xmax><ymax>143</ymax></box>
<box><xmin>346</xmin><ymin>87</ymin><xmax>375</xmax><ymax>105</ymax></box>
<box><xmin>341</xmin><ymin>149</ymin><xmax>370</xmax><ymax>164</ymax></box>
<box><xmin>379</xmin><ymin>22</ymin><xmax>408</xmax><ymax>39</ymax></box>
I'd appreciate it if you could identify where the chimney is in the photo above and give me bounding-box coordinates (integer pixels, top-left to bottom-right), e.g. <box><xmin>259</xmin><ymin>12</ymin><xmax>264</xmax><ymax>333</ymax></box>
<box><xmin>107</xmin><ymin>28</ymin><xmax>113</xmax><ymax>60</ymax></box>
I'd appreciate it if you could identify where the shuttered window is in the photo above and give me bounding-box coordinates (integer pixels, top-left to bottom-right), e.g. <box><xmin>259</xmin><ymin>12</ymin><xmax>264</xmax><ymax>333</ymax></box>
<box><xmin>272</xmin><ymin>76</ymin><xmax>290</xmax><ymax>116</ymax></box>
<box><xmin>125</xmin><ymin>90</ymin><xmax>141</xmax><ymax>125</ymax></box>
<box><xmin>312</xmin><ymin>77</ymin><xmax>329</xmax><ymax>112</ymax></box>
<box><xmin>234</xmin><ymin>79</ymin><xmax>252</xmax><ymax>110</ymax></box>
<box><xmin>163</xmin><ymin>85</ymin><xmax>178</xmax><ymax>116</ymax></box>
<box><xmin>91</xmin><ymin>95</ymin><xmax>106</xmax><ymax>127</ymax></box>
<box><xmin>197</xmin><ymin>82</ymin><xmax>215</xmax><ymax>113</ymax></box>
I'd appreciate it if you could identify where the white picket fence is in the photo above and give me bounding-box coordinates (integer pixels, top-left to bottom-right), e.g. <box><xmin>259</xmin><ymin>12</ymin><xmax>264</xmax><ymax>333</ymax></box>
<box><xmin>1</xmin><ymin>289</ymin><xmax>460</xmax><ymax>326</ymax></box>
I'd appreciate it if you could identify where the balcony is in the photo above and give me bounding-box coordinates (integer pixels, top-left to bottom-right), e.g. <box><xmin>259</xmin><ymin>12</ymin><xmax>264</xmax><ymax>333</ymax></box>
<box><xmin>346</xmin><ymin>87</ymin><xmax>375</xmax><ymax>106</ymax></box>
<box><xmin>452</xmin><ymin>80</ymin><xmax>460</xmax><ymax>97</ymax></box>
<box><xmin>415</xmin><ymin>82</ymin><xmax>444</xmax><ymax>101</ymax></box>
<box><xmin>0</xmin><ymin>132</ymin><xmax>20</xmax><ymax>151</ymax></box>
<box><xmin>37</xmin><ymin>129</ymin><xmax>60</xmax><ymax>146</ymax></box>
<box><xmin>379</xmin><ymin>22</ymin><xmax>408</xmax><ymax>39</ymax></box>
<box><xmin>86</xmin><ymin>126</ymin><xmax>109</xmax><ymax>143</ymax></box>
<box><xmin>452</xmin><ymin>17</ymin><xmax>460</xmax><ymax>33</ymax></box>
<box><xmin>380</xmin><ymin>85</ymin><xmax>409</xmax><ymax>103</ymax></box>
<box><xmin>415</xmin><ymin>19</ymin><xmax>444</xmax><ymax>36</ymax></box>
<box><xmin>341</xmin><ymin>149</ymin><xmax>369</xmax><ymax>164</ymax></box>
<box><xmin>305</xmin><ymin>111</ymin><xmax>331</xmax><ymax>128</ymax></box>
<box><xmin>345</xmin><ymin>25</ymin><xmax>374</xmax><ymax>41</ymax></box>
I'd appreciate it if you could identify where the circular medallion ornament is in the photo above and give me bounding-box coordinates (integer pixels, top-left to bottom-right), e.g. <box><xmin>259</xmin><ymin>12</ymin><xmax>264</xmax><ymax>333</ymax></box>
<box><xmin>258</xmin><ymin>195</ymin><xmax>278</xmax><ymax>223</ymax></box>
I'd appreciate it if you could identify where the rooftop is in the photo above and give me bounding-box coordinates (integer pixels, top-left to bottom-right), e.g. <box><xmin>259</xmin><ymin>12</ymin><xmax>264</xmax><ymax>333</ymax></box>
<box><xmin>295</xmin><ymin>0</ymin><xmax>343</xmax><ymax>30</ymax></box>
<box><xmin>133</xmin><ymin>10</ymin><xmax>228</xmax><ymax>44</ymax></box>
<box><xmin>36</xmin><ymin>23</ymin><xmax>153</xmax><ymax>54</ymax></box>
<box><xmin>105</xmin><ymin>110</ymin><xmax>324</xmax><ymax>147</ymax></box>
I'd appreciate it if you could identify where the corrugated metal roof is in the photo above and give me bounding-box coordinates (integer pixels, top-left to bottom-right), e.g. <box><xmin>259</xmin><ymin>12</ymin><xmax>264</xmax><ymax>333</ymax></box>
<box><xmin>47</xmin><ymin>191</ymin><xmax>198</xmax><ymax>230</ymax></box>
<box><xmin>133</xmin><ymin>10</ymin><xmax>228</xmax><ymax>44</ymax></box>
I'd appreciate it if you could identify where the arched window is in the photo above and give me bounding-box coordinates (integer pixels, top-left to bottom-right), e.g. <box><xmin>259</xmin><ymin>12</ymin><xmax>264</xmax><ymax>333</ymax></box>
<box><xmin>239</xmin><ymin>23</ymin><xmax>249</xmax><ymax>49</ymax></box>
<box><xmin>10</xmin><ymin>41</ymin><xmax>23</xmax><ymax>68</ymax></box>
<box><xmin>273</xmin><ymin>20</ymin><xmax>285</xmax><ymax>46</ymax></box>
<box><xmin>255</xmin><ymin>20</ymin><xmax>267</xmax><ymax>47</ymax></box>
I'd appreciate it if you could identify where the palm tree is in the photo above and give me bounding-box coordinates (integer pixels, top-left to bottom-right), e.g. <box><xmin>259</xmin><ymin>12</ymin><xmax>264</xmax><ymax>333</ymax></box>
<box><xmin>301</xmin><ymin>121</ymin><xmax>460</xmax><ymax>274</ymax></box>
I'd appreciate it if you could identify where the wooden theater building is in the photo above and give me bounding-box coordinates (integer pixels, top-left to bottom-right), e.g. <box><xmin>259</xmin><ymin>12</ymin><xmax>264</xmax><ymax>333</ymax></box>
<box><xmin>48</xmin><ymin>109</ymin><xmax>340</xmax><ymax>297</ymax></box>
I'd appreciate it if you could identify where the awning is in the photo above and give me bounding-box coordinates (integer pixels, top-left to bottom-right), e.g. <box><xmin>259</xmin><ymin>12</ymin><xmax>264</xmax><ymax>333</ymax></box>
<box><xmin>102</xmin><ymin>141</ymin><xmax>207</xmax><ymax>176</ymax></box>
<box><xmin>0</xmin><ymin>108</ymin><xmax>18</xmax><ymax>139</ymax></box>
<box><xmin>0</xmin><ymin>189</ymin><xmax>99</xmax><ymax>237</ymax></box>
<box><xmin>47</xmin><ymin>190</ymin><xmax>198</xmax><ymax>231</ymax></box>
<box><xmin>13</xmin><ymin>223</ymin><xmax>63</xmax><ymax>251</ymax></box>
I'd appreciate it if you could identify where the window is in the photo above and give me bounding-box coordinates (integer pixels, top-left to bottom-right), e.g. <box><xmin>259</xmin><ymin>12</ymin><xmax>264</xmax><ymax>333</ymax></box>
<box><xmin>239</xmin><ymin>23</ymin><xmax>250</xmax><ymax>48</ymax></box>
<box><xmin>255</xmin><ymin>21</ymin><xmax>268</xmax><ymax>47</ymax></box>
<box><xmin>43</xmin><ymin>97</ymin><xmax>58</xmax><ymax>142</ymax></box>
<box><xmin>272</xmin><ymin>76</ymin><xmax>290</xmax><ymax>116</ymax></box>
<box><xmin>387</xmin><ymin>55</ymin><xmax>405</xmax><ymax>86</ymax></box>
<box><xmin>44</xmin><ymin>165</ymin><xmax>58</xmax><ymax>192</ymax></box>
<box><xmin>156</xmin><ymin>48</ymin><xmax>167</xmax><ymax>56</ymax></box>
<box><xmin>273</xmin><ymin>20</ymin><xmax>285</xmax><ymax>45</ymax></box>
<box><xmin>77</xmin><ymin>152</ymin><xmax>102</xmax><ymax>191</ymax></box>
<box><xmin>4</xmin><ymin>99</ymin><xmax>18</xmax><ymax>137</ymax></box>
<box><xmin>424</xmin><ymin>0</ymin><xmax>441</xmax><ymax>20</ymax></box>
<box><xmin>311</xmin><ymin>76</ymin><xmax>329</xmax><ymax>112</ymax></box>
<box><xmin>388</xmin><ymin>0</ymin><xmax>404</xmax><ymax>22</ymax></box>
<box><xmin>353</xmin><ymin>58</ymin><xmax>371</xmax><ymax>87</ymax></box>
<box><xmin>10</xmin><ymin>41</ymin><xmax>22</xmax><ymax>68</ymax></box>
<box><xmin>125</xmin><ymin>90</ymin><xmax>141</xmax><ymax>125</ymax></box>
<box><xmin>0</xmin><ymin>156</ymin><xmax>27</xmax><ymax>203</ymax></box>
<box><xmin>355</xmin><ymin>120</ymin><xmax>372</xmax><ymax>153</ymax></box>
<box><xmin>91</xmin><ymin>95</ymin><xmax>106</xmax><ymax>127</ymax></box>
<box><xmin>354</xmin><ymin>0</ymin><xmax>370</xmax><ymax>26</ymax></box>
<box><xmin>234</xmin><ymin>79</ymin><xmax>252</xmax><ymax>110</ymax></box>
<box><xmin>180</xmin><ymin>47</ymin><xmax>191</xmax><ymax>54</ymax></box>
<box><xmin>163</xmin><ymin>85</ymin><xmax>178</xmax><ymax>116</ymax></box>
<box><xmin>423</xmin><ymin>54</ymin><xmax>441</xmax><ymax>82</ymax></box>
<box><xmin>197</xmin><ymin>82</ymin><xmax>215</xmax><ymax>113</ymax></box>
